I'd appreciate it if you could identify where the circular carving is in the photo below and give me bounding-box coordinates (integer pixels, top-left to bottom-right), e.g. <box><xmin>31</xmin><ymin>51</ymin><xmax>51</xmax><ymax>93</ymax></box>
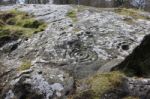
<box><xmin>70</xmin><ymin>49</ymin><xmax>98</xmax><ymax>64</ymax></box>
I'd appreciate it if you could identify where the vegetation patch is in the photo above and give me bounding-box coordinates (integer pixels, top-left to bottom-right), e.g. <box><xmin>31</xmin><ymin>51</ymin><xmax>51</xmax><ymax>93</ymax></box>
<box><xmin>115</xmin><ymin>8</ymin><xmax>150</xmax><ymax>20</ymax></box>
<box><xmin>18</xmin><ymin>60</ymin><xmax>32</xmax><ymax>71</ymax></box>
<box><xmin>0</xmin><ymin>10</ymin><xmax>47</xmax><ymax>39</ymax></box>
<box><xmin>123</xmin><ymin>96</ymin><xmax>140</xmax><ymax>99</ymax></box>
<box><xmin>123</xmin><ymin>17</ymin><xmax>135</xmax><ymax>24</ymax></box>
<box><xmin>74</xmin><ymin>71</ymin><xmax>125</xmax><ymax>99</ymax></box>
<box><xmin>66</xmin><ymin>10</ymin><xmax>77</xmax><ymax>22</ymax></box>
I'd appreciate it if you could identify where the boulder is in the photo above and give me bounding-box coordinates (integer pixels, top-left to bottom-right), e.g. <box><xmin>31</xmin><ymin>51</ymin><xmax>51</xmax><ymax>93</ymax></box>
<box><xmin>113</xmin><ymin>34</ymin><xmax>150</xmax><ymax>77</ymax></box>
<box><xmin>1</xmin><ymin>66</ymin><xmax>74</xmax><ymax>99</ymax></box>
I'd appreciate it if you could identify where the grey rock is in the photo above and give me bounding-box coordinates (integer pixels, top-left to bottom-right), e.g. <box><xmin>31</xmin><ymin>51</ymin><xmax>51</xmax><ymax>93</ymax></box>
<box><xmin>101</xmin><ymin>77</ymin><xmax>150</xmax><ymax>99</ymax></box>
<box><xmin>0</xmin><ymin>4</ymin><xmax>150</xmax><ymax>78</ymax></box>
<box><xmin>0</xmin><ymin>4</ymin><xmax>150</xmax><ymax>98</ymax></box>
<box><xmin>2</xmin><ymin>65</ymin><xmax>74</xmax><ymax>99</ymax></box>
<box><xmin>124</xmin><ymin>77</ymin><xmax>150</xmax><ymax>99</ymax></box>
<box><xmin>98</xmin><ymin>58</ymin><xmax>123</xmax><ymax>73</ymax></box>
<box><xmin>113</xmin><ymin>34</ymin><xmax>150</xmax><ymax>77</ymax></box>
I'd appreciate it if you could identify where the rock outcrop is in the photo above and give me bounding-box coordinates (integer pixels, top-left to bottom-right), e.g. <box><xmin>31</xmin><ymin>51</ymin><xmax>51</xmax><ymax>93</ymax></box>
<box><xmin>113</xmin><ymin>34</ymin><xmax>150</xmax><ymax>77</ymax></box>
<box><xmin>0</xmin><ymin>4</ymin><xmax>150</xmax><ymax>99</ymax></box>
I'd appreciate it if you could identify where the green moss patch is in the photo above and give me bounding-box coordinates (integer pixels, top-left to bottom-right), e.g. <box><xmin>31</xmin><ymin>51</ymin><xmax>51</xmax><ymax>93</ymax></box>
<box><xmin>66</xmin><ymin>10</ymin><xmax>77</xmax><ymax>22</ymax></box>
<box><xmin>0</xmin><ymin>10</ymin><xmax>47</xmax><ymax>38</ymax></box>
<box><xmin>74</xmin><ymin>71</ymin><xmax>125</xmax><ymax>99</ymax></box>
<box><xmin>18</xmin><ymin>60</ymin><xmax>32</xmax><ymax>71</ymax></box>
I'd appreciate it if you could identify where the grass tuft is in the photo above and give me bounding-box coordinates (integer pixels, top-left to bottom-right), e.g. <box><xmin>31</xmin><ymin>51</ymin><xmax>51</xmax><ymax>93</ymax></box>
<box><xmin>0</xmin><ymin>10</ymin><xmax>47</xmax><ymax>39</ymax></box>
<box><xmin>74</xmin><ymin>71</ymin><xmax>125</xmax><ymax>99</ymax></box>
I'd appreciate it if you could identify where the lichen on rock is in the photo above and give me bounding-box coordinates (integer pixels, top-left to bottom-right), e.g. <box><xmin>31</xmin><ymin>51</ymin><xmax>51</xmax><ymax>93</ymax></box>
<box><xmin>0</xmin><ymin>4</ymin><xmax>150</xmax><ymax>99</ymax></box>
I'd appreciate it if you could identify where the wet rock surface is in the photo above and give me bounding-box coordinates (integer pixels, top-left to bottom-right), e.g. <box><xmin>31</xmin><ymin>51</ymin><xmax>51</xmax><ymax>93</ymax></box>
<box><xmin>0</xmin><ymin>4</ymin><xmax>150</xmax><ymax>99</ymax></box>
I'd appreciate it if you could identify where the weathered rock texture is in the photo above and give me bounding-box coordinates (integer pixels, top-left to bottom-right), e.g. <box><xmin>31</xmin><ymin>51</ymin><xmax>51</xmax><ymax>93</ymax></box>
<box><xmin>125</xmin><ymin>78</ymin><xmax>150</xmax><ymax>99</ymax></box>
<box><xmin>102</xmin><ymin>77</ymin><xmax>150</xmax><ymax>99</ymax></box>
<box><xmin>0</xmin><ymin>4</ymin><xmax>150</xmax><ymax>99</ymax></box>
<box><xmin>113</xmin><ymin>34</ymin><xmax>150</xmax><ymax>77</ymax></box>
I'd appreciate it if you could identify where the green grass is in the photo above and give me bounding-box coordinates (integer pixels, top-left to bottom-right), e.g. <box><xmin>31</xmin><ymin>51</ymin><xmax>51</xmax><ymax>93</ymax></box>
<box><xmin>66</xmin><ymin>10</ymin><xmax>77</xmax><ymax>22</ymax></box>
<box><xmin>18</xmin><ymin>60</ymin><xmax>32</xmax><ymax>71</ymax></box>
<box><xmin>115</xmin><ymin>8</ymin><xmax>150</xmax><ymax>20</ymax></box>
<box><xmin>74</xmin><ymin>71</ymin><xmax>125</xmax><ymax>99</ymax></box>
<box><xmin>0</xmin><ymin>10</ymin><xmax>47</xmax><ymax>39</ymax></box>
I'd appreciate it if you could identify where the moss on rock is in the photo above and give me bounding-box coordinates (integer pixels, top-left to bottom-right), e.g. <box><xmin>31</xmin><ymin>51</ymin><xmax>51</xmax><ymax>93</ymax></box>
<box><xmin>66</xmin><ymin>10</ymin><xmax>77</xmax><ymax>22</ymax></box>
<box><xmin>0</xmin><ymin>10</ymin><xmax>47</xmax><ymax>39</ymax></box>
<box><xmin>74</xmin><ymin>71</ymin><xmax>125</xmax><ymax>99</ymax></box>
<box><xmin>18</xmin><ymin>60</ymin><xmax>32</xmax><ymax>71</ymax></box>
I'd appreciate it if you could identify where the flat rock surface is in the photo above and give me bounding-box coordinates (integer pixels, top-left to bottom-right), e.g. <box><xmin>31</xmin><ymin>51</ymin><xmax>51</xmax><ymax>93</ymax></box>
<box><xmin>0</xmin><ymin>4</ymin><xmax>150</xmax><ymax>98</ymax></box>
